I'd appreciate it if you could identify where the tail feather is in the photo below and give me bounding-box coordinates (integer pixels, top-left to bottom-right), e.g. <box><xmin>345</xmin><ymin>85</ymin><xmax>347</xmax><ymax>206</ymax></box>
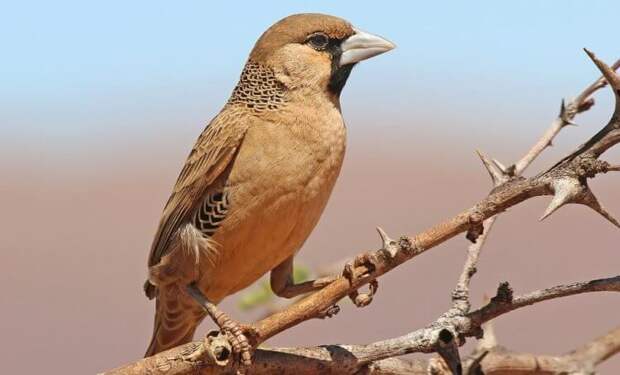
<box><xmin>145</xmin><ymin>285</ymin><xmax>205</xmax><ymax>357</ymax></box>
<box><xmin>143</xmin><ymin>280</ymin><xmax>157</xmax><ymax>300</ymax></box>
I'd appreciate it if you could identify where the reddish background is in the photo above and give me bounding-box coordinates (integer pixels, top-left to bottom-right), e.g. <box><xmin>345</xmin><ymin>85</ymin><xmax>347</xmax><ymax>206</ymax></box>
<box><xmin>2</xmin><ymin>119</ymin><xmax>619</xmax><ymax>373</ymax></box>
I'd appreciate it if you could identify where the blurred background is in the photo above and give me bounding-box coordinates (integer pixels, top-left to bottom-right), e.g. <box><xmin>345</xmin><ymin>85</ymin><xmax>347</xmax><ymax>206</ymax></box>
<box><xmin>2</xmin><ymin>1</ymin><xmax>619</xmax><ymax>373</ymax></box>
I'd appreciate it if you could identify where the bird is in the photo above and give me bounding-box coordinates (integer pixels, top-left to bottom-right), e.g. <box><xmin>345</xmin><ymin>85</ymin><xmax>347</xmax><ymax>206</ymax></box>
<box><xmin>143</xmin><ymin>13</ymin><xmax>395</xmax><ymax>364</ymax></box>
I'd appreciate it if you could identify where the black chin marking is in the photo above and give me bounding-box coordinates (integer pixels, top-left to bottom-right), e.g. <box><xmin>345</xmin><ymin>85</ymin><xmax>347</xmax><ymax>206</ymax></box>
<box><xmin>303</xmin><ymin>36</ymin><xmax>354</xmax><ymax>96</ymax></box>
<box><xmin>325</xmin><ymin>38</ymin><xmax>354</xmax><ymax>96</ymax></box>
<box><xmin>328</xmin><ymin>64</ymin><xmax>354</xmax><ymax>95</ymax></box>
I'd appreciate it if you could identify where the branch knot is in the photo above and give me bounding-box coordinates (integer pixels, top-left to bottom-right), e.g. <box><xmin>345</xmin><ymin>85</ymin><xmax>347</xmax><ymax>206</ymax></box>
<box><xmin>398</xmin><ymin>235</ymin><xmax>417</xmax><ymax>255</ymax></box>
<box><xmin>574</xmin><ymin>155</ymin><xmax>609</xmax><ymax>179</ymax></box>
<box><xmin>492</xmin><ymin>282</ymin><xmax>514</xmax><ymax>304</ymax></box>
<box><xmin>466</xmin><ymin>212</ymin><xmax>484</xmax><ymax>243</ymax></box>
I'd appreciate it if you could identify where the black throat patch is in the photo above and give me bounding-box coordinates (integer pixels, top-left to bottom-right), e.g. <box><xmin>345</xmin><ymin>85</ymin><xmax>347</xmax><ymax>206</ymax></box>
<box><xmin>326</xmin><ymin>39</ymin><xmax>355</xmax><ymax>96</ymax></box>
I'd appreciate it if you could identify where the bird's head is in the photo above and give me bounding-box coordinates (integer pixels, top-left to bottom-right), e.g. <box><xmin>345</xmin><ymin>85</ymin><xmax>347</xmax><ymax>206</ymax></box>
<box><xmin>248</xmin><ymin>13</ymin><xmax>395</xmax><ymax>98</ymax></box>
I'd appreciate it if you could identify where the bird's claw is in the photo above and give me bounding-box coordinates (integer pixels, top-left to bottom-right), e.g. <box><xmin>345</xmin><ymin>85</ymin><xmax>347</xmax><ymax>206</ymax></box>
<box><xmin>349</xmin><ymin>279</ymin><xmax>378</xmax><ymax>307</ymax></box>
<box><xmin>343</xmin><ymin>251</ymin><xmax>380</xmax><ymax>280</ymax></box>
<box><xmin>342</xmin><ymin>252</ymin><xmax>381</xmax><ymax>307</ymax></box>
<box><xmin>212</xmin><ymin>312</ymin><xmax>253</xmax><ymax>368</ymax></box>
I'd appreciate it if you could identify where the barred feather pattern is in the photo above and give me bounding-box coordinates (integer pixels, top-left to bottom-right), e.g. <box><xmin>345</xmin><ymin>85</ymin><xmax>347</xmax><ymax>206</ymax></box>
<box><xmin>227</xmin><ymin>60</ymin><xmax>287</xmax><ymax>111</ymax></box>
<box><xmin>193</xmin><ymin>191</ymin><xmax>229</xmax><ymax>237</ymax></box>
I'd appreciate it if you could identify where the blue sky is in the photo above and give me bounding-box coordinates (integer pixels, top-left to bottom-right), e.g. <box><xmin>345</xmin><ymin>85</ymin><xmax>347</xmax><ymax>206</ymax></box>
<box><xmin>2</xmin><ymin>1</ymin><xmax>619</xmax><ymax>157</ymax></box>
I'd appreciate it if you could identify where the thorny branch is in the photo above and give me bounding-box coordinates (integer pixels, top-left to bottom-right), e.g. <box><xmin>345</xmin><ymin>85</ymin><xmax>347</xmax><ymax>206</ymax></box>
<box><xmin>452</xmin><ymin>55</ymin><xmax>620</xmax><ymax>314</ymax></box>
<box><xmin>514</xmin><ymin>58</ymin><xmax>620</xmax><ymax>174</ymax></box>
<box><xmin>108</xmin><ymin>326</ymin><xmax>620</xmax><ymax>375</ymax></box>
<box><xmin>104</xmin><ymin>276</ymin><xmax>620</xmax><ymax>374</ymax></box>
<box><xmin>446</xmin><ymin>55</ymin><xmax>620</xmax><ymax>371</ymax></box>
<box><xmin>103</xmin><ymin>51</ymin><xmax>620</xmax><ymax>374</ymax></box>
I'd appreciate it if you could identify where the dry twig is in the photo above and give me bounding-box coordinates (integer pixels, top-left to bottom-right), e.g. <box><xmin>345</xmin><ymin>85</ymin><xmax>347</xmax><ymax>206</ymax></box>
<box><xmin>102</xmin><ymin>51</ymin><xmax>620</xmax><ymax>375</ymax></box>
<box><xmin>103</xmin><ymin>276</ymin><xmax>620</xmax><ymax>374</ymax></box>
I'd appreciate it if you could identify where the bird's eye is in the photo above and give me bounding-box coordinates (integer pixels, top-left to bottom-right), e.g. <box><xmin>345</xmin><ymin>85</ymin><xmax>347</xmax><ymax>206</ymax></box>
<box><xmin>307</xmin><ymin>32</ymin><xmax>329</xmax><ymax>50</ymax></box>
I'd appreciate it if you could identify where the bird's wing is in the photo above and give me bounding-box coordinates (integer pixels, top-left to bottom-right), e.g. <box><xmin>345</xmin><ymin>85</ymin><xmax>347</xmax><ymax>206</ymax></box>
<box><xmin>148</xmin><ymin>110</ymin><xmax>249</xmax><ymax>267</ymax></box>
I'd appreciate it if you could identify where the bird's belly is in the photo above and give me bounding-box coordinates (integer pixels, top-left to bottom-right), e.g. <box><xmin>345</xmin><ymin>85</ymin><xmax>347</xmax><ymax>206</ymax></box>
<box><xmin>200</xmin><ymin>146</ymin><xmax>344</xmax><ymax>302</ymax></box>
<box><xmin>207</xmin><ymin>197</ymin><xmax>325</xmax><ymax>300</ymax></box>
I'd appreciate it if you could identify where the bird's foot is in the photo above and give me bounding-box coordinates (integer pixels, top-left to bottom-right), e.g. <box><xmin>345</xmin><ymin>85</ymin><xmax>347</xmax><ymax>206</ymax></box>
<box><xmin>342</xmin><ymin>251</ymin><xmax>380</xmax><ymax>307</ymax></box>
<box><xmin>186</xmin><ymin>283</ymin><xmax>254</xmax><ymax>369</ymax></box>
<box><xmin>185</xmin><ymin>330</ymin><xmax>251</xmax><ymax>375</ymax></box>
<box><xmin>211</xmin><ymin>310</ymin><xmax>253</xmax><ymax>368</ymax></box>
<box><xmin>182</xmin><ymin>330</ymin><xmax>231</xmax><ymax>365</ymax></box>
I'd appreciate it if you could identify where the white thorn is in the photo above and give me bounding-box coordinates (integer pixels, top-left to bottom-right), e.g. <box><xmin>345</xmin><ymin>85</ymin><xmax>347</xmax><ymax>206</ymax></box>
<box><xmin>476</xmin><ymin>149</ymin><xmax>505</xmax><ymax>185</ymax></box>
<box><xmin>579</xmin><ymin>189</ymin><xmax>620</xmax><ymax>228</ymax></box>
<box><xmin>584</xmin><ymin>49</ymin><xmax>620</xmax><ymax>91</ymax></box>
<box><xmin>540</xmin><ymin>179</ymin><xmax>620</xmax><ymax>228</ymax></box>
<box><xmin>540</xmin><ymin>179</ymin><xmax>582</xmax><ymax>221</ymax></box>
<box><xmin>492</xmin><ymin>158</ymin><xmax>508</xmax><ymax>173</ymax></box>
<box><xmin>376</xmin><ymin>226</ymin><xmax>398</xmax><ymax>257</ymax></box>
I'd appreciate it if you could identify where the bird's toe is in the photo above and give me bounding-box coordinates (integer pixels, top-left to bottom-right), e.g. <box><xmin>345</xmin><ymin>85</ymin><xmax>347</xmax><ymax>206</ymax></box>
<box><xmin>342</xmin><ymin>251</ymin><xmax>381</xmax><ymax>308</ymax></box>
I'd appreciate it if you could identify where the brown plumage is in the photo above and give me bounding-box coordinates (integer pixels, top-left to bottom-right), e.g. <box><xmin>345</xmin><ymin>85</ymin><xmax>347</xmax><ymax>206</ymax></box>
<box><xmin>144</xmin><ymin>13</ymin><xmax>394</xmax><ymax>360</ymax></box>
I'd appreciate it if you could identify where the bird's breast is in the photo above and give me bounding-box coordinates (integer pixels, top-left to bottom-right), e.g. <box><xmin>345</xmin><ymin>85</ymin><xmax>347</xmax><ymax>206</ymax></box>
<box><xmin>200</xmin><ymin>105</ymin><xmax>346</xmax><ymax>301</ymax></box>
<box><xmin>232</xmin><ymin>102</ymin><xmax>346</xmax><ymax>202</ymax></box>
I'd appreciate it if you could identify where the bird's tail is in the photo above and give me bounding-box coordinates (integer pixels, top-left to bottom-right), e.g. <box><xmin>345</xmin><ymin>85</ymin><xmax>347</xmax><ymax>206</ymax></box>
<box><xmin>145</xmin><ymin>284</ymin><xmax>205</xmax><ymax>357</ymax></box>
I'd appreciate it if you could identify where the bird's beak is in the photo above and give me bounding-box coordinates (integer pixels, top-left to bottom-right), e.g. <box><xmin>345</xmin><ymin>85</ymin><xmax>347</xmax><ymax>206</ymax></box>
<box><xmin>339</xmin><ymin>28</ymin><xmax>395</xmax><ymax>67</ymax></box>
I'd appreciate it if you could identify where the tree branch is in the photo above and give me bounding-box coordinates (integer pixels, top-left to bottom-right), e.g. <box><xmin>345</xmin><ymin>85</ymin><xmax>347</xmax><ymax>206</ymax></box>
<box><xmin>569</xmin><ymin>326</ymin><xmax>620</xmax><ymax>368</ymax></box>
<box><xmin>102</xmin><ymin>276</ymin><xmax>620</xmax><ymax>374</ymax></box>
<box><xmin>460</xmin><ymin>325</ymin><xmax>620</xmax><ymax>375</ymax></box>
<box><xmin>102</xmin><ymin>52</ymin><xmax>620</xmax><ymax>375</ymax></box>
<box><xmin>447</xmin><ymin>50</ymin><xmax>620</xmax><ymax>360</ymax></box>
<box><xmin>514</xmin><ymin>58</ymin><xmax>620</xmax><ymax>174</ymax></box>
<box><xmin>468</xmin><ymin>276</ymin><xmax>620</xmax><ymax>328</ymax></box>
<box><xmin>252</xmin><ymin>50</ymin><xmax>620</xmax><ymax>347</ymax></box>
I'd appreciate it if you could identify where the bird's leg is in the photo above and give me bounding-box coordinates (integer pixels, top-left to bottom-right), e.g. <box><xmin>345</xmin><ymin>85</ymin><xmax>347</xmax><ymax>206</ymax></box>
<box><xmin>270</xmin><ymin>256</ymin><xmax>338</xmax><ymax>298</ymax></box>
<box><xmin>270</xmin><ymin>256</ymin><xmax>341</xmax><ymax>318</ymax></box>
<box><xmin>185</xmin><ymin>283</ymin><xmax>252</xmax><ymax>367</ymax></box>
<box><xmin>271</xmin><ymin>254</ymin><xmax>379</xmax><ymax>310</ymax></box>
<box><xmin>342</xmin><ymin>251</ymin><xmax>381</xmax><ymax>308</ymax></box>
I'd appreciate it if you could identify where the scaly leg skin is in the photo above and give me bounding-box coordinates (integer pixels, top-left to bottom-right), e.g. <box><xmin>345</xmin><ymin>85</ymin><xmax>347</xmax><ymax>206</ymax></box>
<box><xmin>270</xmin><ymin>255</ymin><xmax>338</xmax><ymax>298</ymax></box>
<box><xmin>342</xmin><ymin>251</ymin><xmax>380</xmax><ymax>307</ymax></box>
<box><xmin>271</xmin><ymin>254</ymin><xmax>379</xmax><ymax>310</ymax></box>
<box><xmin>186</xmin><ymin>283</ymin><xmax>252</xmax><ymax>368</ymax></box>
